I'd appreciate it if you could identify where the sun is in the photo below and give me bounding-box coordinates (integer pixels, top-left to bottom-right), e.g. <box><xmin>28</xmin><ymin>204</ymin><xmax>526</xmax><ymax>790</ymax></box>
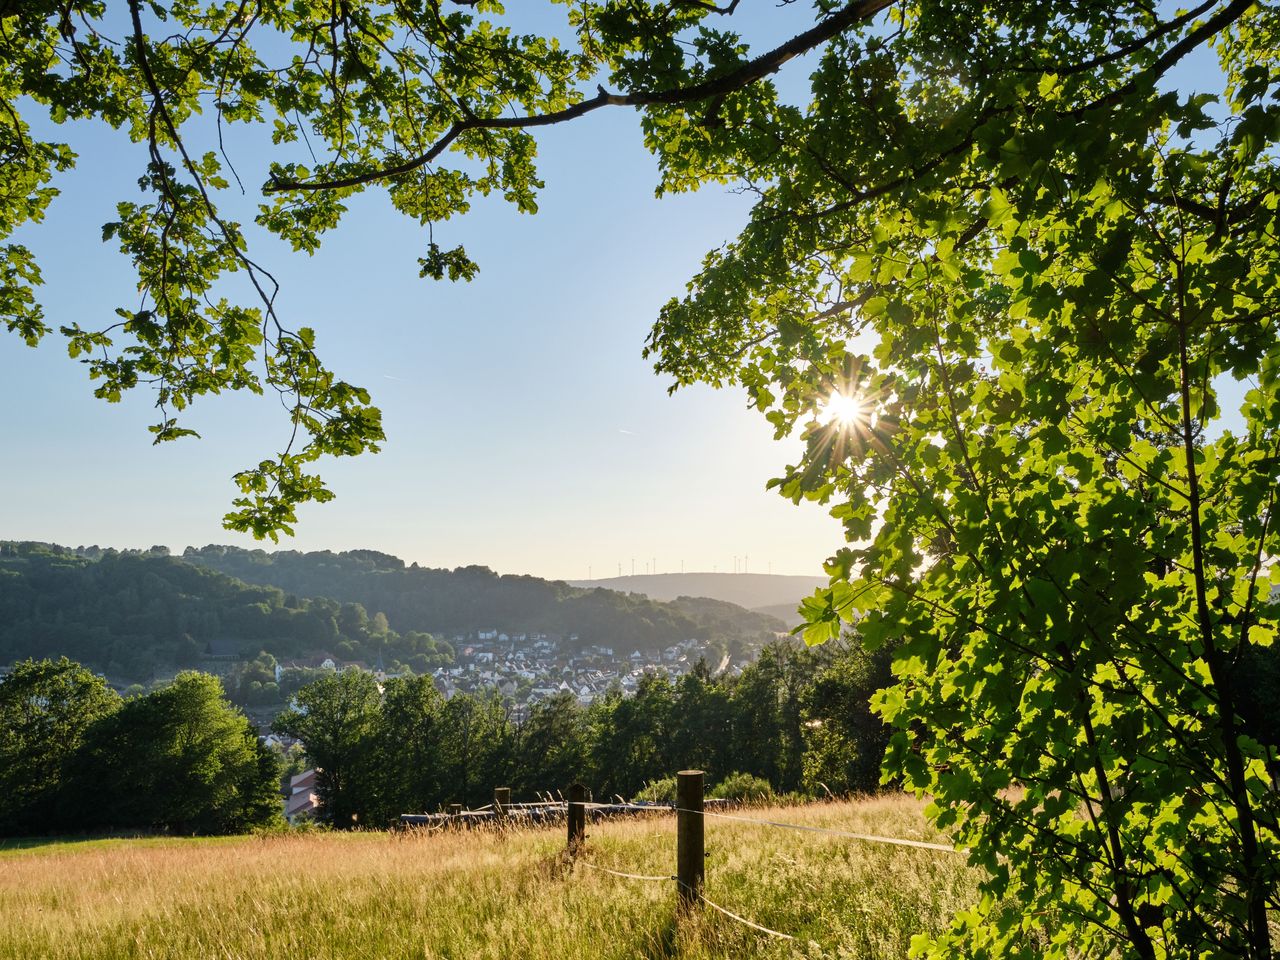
<box><xmin>820</xmin><ymin>391</ymin><xmax>863</xmax><ymax>427</ymax></box>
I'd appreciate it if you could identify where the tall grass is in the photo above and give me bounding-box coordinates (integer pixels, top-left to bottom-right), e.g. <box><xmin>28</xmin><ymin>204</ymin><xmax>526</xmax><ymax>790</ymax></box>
<box><xmin>0</xmin><ymin>794</ymin><xmax>978</xmax><ymax>959</ymax></box>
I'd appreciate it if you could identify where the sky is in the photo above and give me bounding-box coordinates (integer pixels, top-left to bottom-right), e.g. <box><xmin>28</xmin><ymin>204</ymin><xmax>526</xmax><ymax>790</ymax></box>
<box><xmin>0</xmin><ymin>4</ymin><xmax>1232</xmax><ymax>582</ymax></box>
<box><xmin>0</xmin><ymin>3</ymin><xmax>845</xmax><ymax>581</ymax></box>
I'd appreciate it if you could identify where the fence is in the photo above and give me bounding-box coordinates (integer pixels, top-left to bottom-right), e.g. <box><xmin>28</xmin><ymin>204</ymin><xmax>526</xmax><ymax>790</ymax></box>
<box><xmin>400</xmin><ymin>769</ymin><xmax>958</xmax><ymax>942</ymax></box>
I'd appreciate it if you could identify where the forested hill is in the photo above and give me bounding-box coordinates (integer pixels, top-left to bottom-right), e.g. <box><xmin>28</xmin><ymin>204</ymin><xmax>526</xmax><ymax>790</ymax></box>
<box><xmin>0</xmin><ymin>542</ymin><xmax>783</xmax><ymax>680</ymax></box>
<box><xmin>182</xmin><ymin>545</ymin><xmax>783</xmax><ymax>649</ymax></box>
<box><xmin>0</xmin><ymin>542</ymin><xmax>448</xmax><ymax>680</ymax></box>
<box><xmin>567</xmin><ymin>572</ymin><xmax>827</xmax><ymax>611</ymax></box>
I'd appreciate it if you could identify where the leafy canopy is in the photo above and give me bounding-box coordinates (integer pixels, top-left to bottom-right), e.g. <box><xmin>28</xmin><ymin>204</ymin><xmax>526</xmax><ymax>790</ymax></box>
<box><xmin>6</xmin><ymin>0</ymin><xmax>1280</xmax><ymax>954</ymax></box>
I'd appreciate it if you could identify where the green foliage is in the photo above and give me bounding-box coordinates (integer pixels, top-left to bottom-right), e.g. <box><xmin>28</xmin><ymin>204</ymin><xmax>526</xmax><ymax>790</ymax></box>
<box><xmin>0</xmin><ymin>658</ymin><xmax>121</xmax><ymax>834</ymax></box>
<box><xmin>801</xmin><ymin>633</ymin><xmax>898</xmax><ymax>795</ymax></box>
<box><xmin>0</xmin><ymin>542</ymin><xmax>460</xmax><ymax>684</ymax></box>
<box><xmin>272</xmin><ymin>670</ymin><xmax>382</xmax><ymax>827</ymax></box>
<box><xmin>511</xmin><ymin>692</ymin><xmax>588</xmax><ymax>798</ymax></box>
<box><xmin>638</xmin><ymin>3</ymin><xmax>1280</xmax><ymax>956</ymax></box>
<box><xmin>709</xmin><ymin>771</ymin><xmax>773</xmax><ymax>803</ymax></box>
<box><xmin>367</xmin><ymin>674</ymin><xmax>447</xmax><ymax>824</ymax></box>
<box><xmin>632</xmin><ymin>776</ymin><xmax>677</xmax><ymax>804</ymax></box>
<box><xmin>0</xmin><ymin>659</ymin><xmax>280</xmax><ymax>836</ymax></box>
<box><xmin>11</xmin><ymin>2</ymin><xmax>1280</xmax><ymax>950</ymax></box>
<box><xmin>67</xmin><ymin>672</ymin><xmax>282</xmax><ymax>834</ymax></box>
<box><xmin>184</xmin><ymin>544</ymin><xmax>782</xmax><ymax>653</ymax></box>
<box><xmin>277</xmin><ymin>638</ymin><xmax>885</xmax><ymax>823</ymax></box>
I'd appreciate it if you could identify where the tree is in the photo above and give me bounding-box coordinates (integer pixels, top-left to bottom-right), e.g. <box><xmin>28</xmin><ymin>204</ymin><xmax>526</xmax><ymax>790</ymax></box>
<box><xmin>69</xmin><ymin>672</ymin><xmax>281</xmax><ymax>834</ymax></box>
<box><xmin>512</xmin><ymin>692</ymin><xmax>588</xmax><ymax>797</ymax></box>
<box><xmin>0</xmin><ymin>0</ymin><xmax>978</xmax><ymax>538</ymax></box>
<box><xmin>643</xmin><ymin>5</ymin><xmax>1280</xmax><ymax>957</ymax></box>
<box><xmin>272</xmin><ymin>669</ymin><xmax>381</xmax><ymax>826</ymax></box>
<box><xmin>727</xmin><ymin>642</ymin><xmax>810</xmax><ymax>792</ymax></box>
<box><xmin>8</xmin><ymin>1</ymin><xmax>1280</xmax><ymax>954</ymax></box>
<box><xmin>437</xmin><ymin>691</ymin><xmax>514</xmax><ymax>807</ymax></box>
<box><xmin>586</xmin><ymin>673</ymin><xmax>674</xmax><ymax>798</ymax></box>
<box><xmin>801</xmin><ymin>635</ymin><xmax>896</xmax><ymax>795</ymax></box>
<box><xmin>668</xmin><ymin>661</ymin><xmax>733</xmax><ymax>778</ymax></box>
<box><xmin>368</xmin><ymin>674</ymin><xmax>445</xmax><ymax>824</ymax></box>
<box><xmin>0</xmin><ymin>657</ymin><xmax>121</xmax><ymax>835</ymax></box>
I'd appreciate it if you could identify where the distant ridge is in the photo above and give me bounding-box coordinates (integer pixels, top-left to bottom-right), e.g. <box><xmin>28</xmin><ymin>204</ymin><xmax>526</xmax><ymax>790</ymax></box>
<box><xmin>0</xmin><ymin>543</ymin><xmax>787</xmax><ymax>681</ymax></box>
<box><xmin>566</xmin><ymin>572</ymin><xmax>826</xmax><ymax>614</ymax></box>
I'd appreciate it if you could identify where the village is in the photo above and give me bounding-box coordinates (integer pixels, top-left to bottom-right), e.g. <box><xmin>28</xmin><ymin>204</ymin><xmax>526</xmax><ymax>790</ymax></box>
<box><xmin>272</xmin><ymin>629</ymin><xmax>738</xmax><ymax>712</ymax></box>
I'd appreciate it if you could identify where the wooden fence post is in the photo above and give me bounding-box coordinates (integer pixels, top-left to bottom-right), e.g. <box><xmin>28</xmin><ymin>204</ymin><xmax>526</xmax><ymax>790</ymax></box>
<box><xmin>494</xmin><ymin>786</ymin><xmax>511</xmax><ymax>821</ymax></box>
<box><xmin>448</xmin><ymin>803</ymin><xmax>462</xmax><ymax>817</ymax></box>
<box><xmin>567</xmin><ymin>782</ymin><xmax>587</xmax><ymax>852</ymax></box>
<box><xmin>676</xmin><ymin>770</ymin><xmax>704</xmax><ymax>910</ymax></box>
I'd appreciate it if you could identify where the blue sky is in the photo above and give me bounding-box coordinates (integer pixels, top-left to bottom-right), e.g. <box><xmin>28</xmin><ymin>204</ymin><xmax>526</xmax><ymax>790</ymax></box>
<box><xmin>0</xmin><ymin>4</ymin><xmax>1233</xmax><ymax>581</ymax></box>
<box><xmin>0</xmin><ymin>4</ymin><xmax>845</xmax><ymax>580</ymax></box>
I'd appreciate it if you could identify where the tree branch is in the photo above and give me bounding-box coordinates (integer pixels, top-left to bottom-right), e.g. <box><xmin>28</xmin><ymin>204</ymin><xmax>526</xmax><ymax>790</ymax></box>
<box><xmin>265</xmin><ymin>0</ymin><xmax>895</xmax><ymax>193</ymax></box>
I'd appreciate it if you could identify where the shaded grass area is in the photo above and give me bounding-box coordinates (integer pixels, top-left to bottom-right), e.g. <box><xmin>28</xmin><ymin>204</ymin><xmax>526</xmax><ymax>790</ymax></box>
<box><xmin>0</xmin><ymin>834</ymin><xmax>244</xmax><ymax>857</ymax></box>
<box><xmin>0</xmin><ymin>795</ymin><xmax>978</xmax><ymax>959</ymax></box>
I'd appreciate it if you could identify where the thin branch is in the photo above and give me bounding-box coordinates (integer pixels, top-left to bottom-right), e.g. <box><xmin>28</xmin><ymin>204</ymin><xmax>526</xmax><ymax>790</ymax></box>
<box><xmin>266</xmin><ymin>0</ymin><xmax>896</xmax><ymax>193</ymax></box>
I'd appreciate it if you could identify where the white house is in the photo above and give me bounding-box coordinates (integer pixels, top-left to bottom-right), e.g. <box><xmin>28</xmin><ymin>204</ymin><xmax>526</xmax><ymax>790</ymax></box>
<box><xmin>286</xmin><ymin>769</ymin><xmax>319</xmax><ymax>823</ymax></box>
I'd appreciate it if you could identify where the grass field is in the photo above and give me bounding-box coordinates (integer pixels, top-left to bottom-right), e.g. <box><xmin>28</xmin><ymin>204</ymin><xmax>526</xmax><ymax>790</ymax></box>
<box><xmin>0</xmin><ymin>795</ymin><xmax>976</xmax><ymax>960</ymax></box>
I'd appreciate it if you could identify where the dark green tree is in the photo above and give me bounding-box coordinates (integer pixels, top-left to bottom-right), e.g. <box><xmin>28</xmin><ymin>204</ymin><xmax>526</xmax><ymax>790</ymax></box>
<box><xmin>668</xmin><ymin>661</ymin><xmax>733</xmax><ymax>778</ymax></box>
<box><xmin>801</xmin><ymin>635</ymin><xmax>897</xmax><ymax>795</ymax></box>
<box><xmin>586</xmin><ymin>674</ymin><xmax>674</xmax><ymax>798</ymax></box>
<box><xmin>273</xmin><ymin>670</ymin><xmax>381</xmax><ymax>827</ymax></box>
<box><xmin>0</xmin><ymin>657</ymin><xmax>120</xmax><ymax>835</ymax></box>
<box><xmin>70</xmin><ymin>672</ymin><xmax>281</xmax><ymax>834</ymax></box>
<box><xmin>369</xmin><ymin>674</ymin><xmax>446</xmax><ymax>823</ymax></box>
<box><xmin>512</xmin><ymin>692</ymin><xmax>588</xmax><ymax>798</ymax></box>
<box><xmin>436</xmin><ymin>692</ymin><xmax>515</xmax><ymax>808</ymax></box>
<box><xmin>722</xmin><ymin>643</ymin><xmax>816</xmax><ymax>793</ymax></box>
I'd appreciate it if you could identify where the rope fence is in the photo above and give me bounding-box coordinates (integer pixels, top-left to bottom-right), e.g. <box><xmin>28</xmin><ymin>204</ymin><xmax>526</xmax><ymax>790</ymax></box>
<box><xmin>677</xmin><ymin>806</ymin><xmax>958</xmax><ymax>854</ymax></box>
<box><xmin>575</xmin><ymin>859</ymin><xmax>673</xmax><ymax>883</ymax></box>
<box><xmin>576</xmin><ymin>858</ymin><xmax>795</xmax><ymax>941</ymax></box>
<box><xmin>404</xmin><ymin>771</ymin><xmax>959</xmax><ymax>945</ymax></box>
<box><xmin>682</xmin><ymin>882</ymin><xmax>796</xmax><ymax>942</ymax></box>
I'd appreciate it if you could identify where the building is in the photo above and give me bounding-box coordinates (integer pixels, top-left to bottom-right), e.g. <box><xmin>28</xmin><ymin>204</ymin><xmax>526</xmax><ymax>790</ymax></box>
<box><xmin>285</xmin><ymin>768</ymin><xmax>319</xmax><ymax>823</ymax></box>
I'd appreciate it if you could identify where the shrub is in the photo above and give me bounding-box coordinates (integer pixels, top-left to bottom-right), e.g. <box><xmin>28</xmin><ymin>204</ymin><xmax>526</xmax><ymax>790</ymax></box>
<box><xmin>632</xmin><ymin>777</ymin><xmax>677</xmax><ymax>804</ymax></box>
<box><xmin>710</xmin><ymin>772</ymin><xmax>773</xmax><ymax>803</ymax></box>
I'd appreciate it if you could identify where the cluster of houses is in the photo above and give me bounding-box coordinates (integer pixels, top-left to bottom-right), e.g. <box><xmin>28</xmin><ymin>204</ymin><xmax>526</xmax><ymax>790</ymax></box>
<box><xmin>267</xmin><ymin>632</ymin><xmax>732</xmax><ymax>709</ymax></box>
<box><xmin>431</xmin><ymin>633</ymin><xmax>722</xmax><ymax>706</ymax></box>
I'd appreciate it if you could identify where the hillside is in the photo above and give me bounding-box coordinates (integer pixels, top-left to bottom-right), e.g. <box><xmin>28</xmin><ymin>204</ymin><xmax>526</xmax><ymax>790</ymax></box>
<box><xmin>0</xmin><ymin>542</ymin><xmax>783</xmax><ymax>681</ymax></box>
<box><xmin>567</xmin><ymin>573</ymin><xmax>826</xmax><ymax>613</ymax></box>
<box><xmin>0</xmin><ymin>542</ymin><xmax>451</xmax><ymax>681</ymax></box>
<box><xmin>182</xmin><ymin>546</ymin><xmax>784</xmax><ymax>654</ymax></box>
<box><xmin>749</xmin><ymin>602</ymin><xmax>807</xmax><ymax>628</ymax></box>
<box><xmin>0</xmin><ymin>796</ymin><xmax>973</xmax><ymax>960</ymax></box>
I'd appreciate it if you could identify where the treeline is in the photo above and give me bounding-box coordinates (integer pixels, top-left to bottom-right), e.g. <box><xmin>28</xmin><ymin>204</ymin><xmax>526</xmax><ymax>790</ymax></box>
<box><xmin>276</xmin><ymin>639</ymin><xmax>894</xmax><ymax>827</ymax></box>
<box><xmin>183</xmin><ymin>545</ymin><xmax>782</xmax><ymax>654</ymax></box>
<box><xmin>0</xmin><ymin>542</ymin><xmax>455</xmax><ymax>681</ymax></box>
<box><xmin>0</xmin><ymin>542</ymin><xmax>781</xmax><ymax>682</ymax></box>
<box><xmin>0</xmin><ymin>659</ymin><xmax>281</xmax><ymax>836</ymax></box>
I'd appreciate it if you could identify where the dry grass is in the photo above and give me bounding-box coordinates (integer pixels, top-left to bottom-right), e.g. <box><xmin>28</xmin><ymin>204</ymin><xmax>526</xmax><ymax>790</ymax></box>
<box><xmin>0</xmin><ymin>794</ymin><xmax>978</xmax><ymax>960</ymax></box>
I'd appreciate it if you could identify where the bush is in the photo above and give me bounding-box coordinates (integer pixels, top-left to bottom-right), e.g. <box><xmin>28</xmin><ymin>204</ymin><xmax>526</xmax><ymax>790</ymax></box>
<box><xmin>632</xmin><ymin>777</ymin><xmax>677</xmax><ymax>804</ymax></box>
<box><xmin>709</xmin><ymin>772</ymin><xmax>773</xmax><ymax>803</ymax></box>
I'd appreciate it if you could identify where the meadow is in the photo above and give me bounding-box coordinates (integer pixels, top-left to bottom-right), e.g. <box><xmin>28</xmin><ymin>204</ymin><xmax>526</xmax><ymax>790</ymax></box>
<box><xmin>0</xmin><ymin>795</ymin><xmax>977</xmax><ymax>960</ymax></box>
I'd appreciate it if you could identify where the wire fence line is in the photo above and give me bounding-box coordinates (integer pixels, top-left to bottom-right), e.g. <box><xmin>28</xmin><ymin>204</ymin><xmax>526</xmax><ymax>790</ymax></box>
<box><xmin>682</xmin><ymin>884</ymin><xmax>796</xmax><ymax>942</ymax></box>
<box><xmin>574</xmin><ymin>859</ymin><xmax>673</xmax><ymax>883</ymax></box>
<box><xmin>418</xmin><ymin>778</ymin><xmax>955</xmax><ymax>945</ymax></box>
<box><xmin>565</xmin><ymin>798</ymin><xmax>957</xmax><ymax>942</ymax></box>
<box><xmin>673</xmin><ymin>806</ymin><xmax>958</xmax><ymax>854</ymax></box>
<box><xmin>567</xmin><ymin>801</ymin><xmax>954</xmax><ymax>942</ymax></box>
<box><xmin>574</xmin><ymin>858</ymin><xmax>796</xmax><ymax>941</ymax></box>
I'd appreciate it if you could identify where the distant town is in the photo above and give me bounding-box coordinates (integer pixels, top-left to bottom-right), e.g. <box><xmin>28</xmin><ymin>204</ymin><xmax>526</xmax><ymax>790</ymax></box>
<box><xmin>273</xmin><ymin>629</ymin><xmax>744</xmax><ymax>712</ymax></box>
